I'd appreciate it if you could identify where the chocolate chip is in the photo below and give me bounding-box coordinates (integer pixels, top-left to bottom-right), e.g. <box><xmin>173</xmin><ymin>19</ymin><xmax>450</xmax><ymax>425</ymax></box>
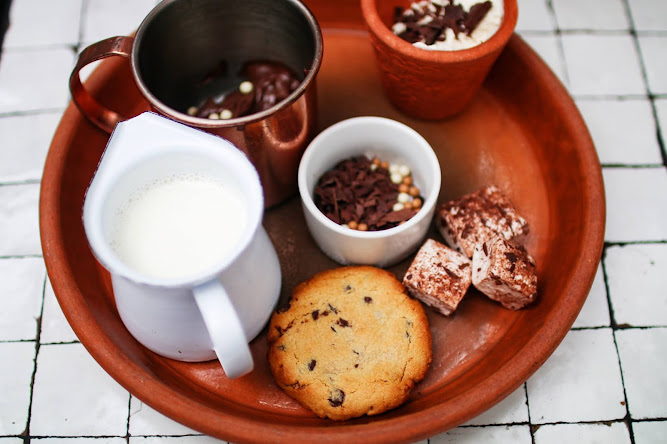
<box><xmin>331</xmin><ymin>326</ymin><xmax>337</xmax><ymax>333</ymax></box>
<box><xmin>395</xmin><ymin>1</ymin><xmax>493</xmax><ymax>46</ymax></box>
<box><xmin>196</xmin><ymin>59</ymin><xmax>228</xmax><ymax>86</ymax></box>
<box><xmin>443</xmin><ymin>4</ymin><xmax>466</xmax><ymax>36</ymax></box>
<box><xmin>380</xmin><ymin>208</ymin><xmax>417</xmax><ymax>225</ymax></box>
<box><xmin>313</xmin><ymin>156</ymin><xmax>418</xmax><ymax>230</ymax></box>
<box><xmin>364</xmin><ymin>296</ymin><xmax>373</xmax><ymax>303</ymax></box>
<box><xmin>336</xmin><ymin>318</ymin><xmax>351</xmax><ymax>328</ymax></box>
<box><xmin>445</xmin><ymin>268</ymin><xmax>459</xmax><ymax>280</ymax></box>
<box><xmin>459</xmin><ymin>263</ymin><xmax>470</xmax><ymax>269</ymax></box>
<box><xmin>406</xmin><ymin>273</ymin><xmax>413</xmax><ymax>280</ymax></box>
<box><xmin>464</xmin><ymin>1</ymin><xmax>493</xmax><ymax>35</ymax></box>
<box><xmin>504</xmin><ymin>252</ymin><xmax>518</xmax><ymax>263</ymax></box>
<box><xmin>328</xmin><ymin>389</ymin><xmax>345</xmax><ymax>407</ymax></box>
<box><xmin>344</xmin><ymin>285</ymin><xmax>353</xmax><ymax>293</ymax></box>
<box><xmin>192</xmin><ymin>60</ymin><xmax>301</xmax><ymax>118</ymax></box>
<box><xmin>482</xmin><ymin>243</ymin><xmax>488</xmax><ymax>255</ymax></box>
<box><xmin>393</xmin><ymin>6</ymin><xmax>404</xmax><ymax>23</ymax></box>
<box><xmin>328</xmin><ymin>304</ymin><xmax>339</xmax><ymax>314</ymax></box>
<box><xmin>274</xmin><ymin>320</ymin><xmax>295</xmax><ymax>337</ymax></box>
<box><xmin>308</xmin><ymin>360</ymin><xmax>316</xmax><ymax>371</ymax></box>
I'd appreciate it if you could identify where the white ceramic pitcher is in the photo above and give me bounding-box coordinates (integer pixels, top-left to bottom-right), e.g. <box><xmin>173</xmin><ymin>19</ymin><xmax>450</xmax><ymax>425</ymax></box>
<box><xmin>82</xmin><ymin>112</ymin><xmax>281</xmax><ymax>378</ymax></box>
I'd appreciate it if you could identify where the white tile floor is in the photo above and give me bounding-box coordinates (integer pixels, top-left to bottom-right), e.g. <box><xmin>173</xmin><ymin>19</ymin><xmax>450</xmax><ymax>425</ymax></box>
<box><xmin>0</xmin><ymin>0</ymin><xmax>666</xmax><ymax>443</ymax></box>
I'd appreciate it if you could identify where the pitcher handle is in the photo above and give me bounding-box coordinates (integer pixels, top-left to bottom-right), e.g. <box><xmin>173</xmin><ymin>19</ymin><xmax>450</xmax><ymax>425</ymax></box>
<box><xmin>193</xmin><ymin>279</ymin><xmax>254</xmax><ymax>378</ymax></box>
<box><xmin>69</xmin><ymin>36</ymin><xmax>134</xmax><ymax>133</ymax></box>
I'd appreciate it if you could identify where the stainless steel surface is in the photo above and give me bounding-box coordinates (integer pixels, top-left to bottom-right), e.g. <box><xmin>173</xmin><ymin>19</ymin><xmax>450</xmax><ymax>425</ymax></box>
<box><xmin>71</xmin><ymin>0</ymin><xmax>323</xmax><ymax>207</ymax></box>
<box><xmin>132</xmin><ymin>0</ymin><xmax>323</xmax><ymax>207</ymax></box>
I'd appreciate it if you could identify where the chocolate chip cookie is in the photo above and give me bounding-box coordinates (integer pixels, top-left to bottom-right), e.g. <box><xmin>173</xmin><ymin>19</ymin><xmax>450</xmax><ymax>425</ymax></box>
<box><xmin>267</xmin><ymin>266</ymin><xmax>432</xmax><ymax>420</ymax></box>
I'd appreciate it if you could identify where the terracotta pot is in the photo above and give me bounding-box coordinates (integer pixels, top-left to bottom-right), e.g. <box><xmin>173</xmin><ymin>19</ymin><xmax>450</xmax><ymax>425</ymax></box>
<box><xmin>361</xmin><ymin>0</ymin><xmax>518</xmax><ymax>120</ymax></box>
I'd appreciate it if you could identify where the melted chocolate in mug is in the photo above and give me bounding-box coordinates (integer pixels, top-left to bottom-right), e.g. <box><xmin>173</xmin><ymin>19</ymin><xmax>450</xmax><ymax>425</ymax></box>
<box><xmin>192</xmin><ymin>60</ymin><xmax>302</xmax><ymax>119</ymax></box>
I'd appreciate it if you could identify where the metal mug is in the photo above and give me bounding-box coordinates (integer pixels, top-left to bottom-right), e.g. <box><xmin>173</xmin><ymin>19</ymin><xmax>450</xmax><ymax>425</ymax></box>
<box><xmin>70</xmin><ymin>0</ymin><xmax>323</xmax><ymax>207</ymax></box>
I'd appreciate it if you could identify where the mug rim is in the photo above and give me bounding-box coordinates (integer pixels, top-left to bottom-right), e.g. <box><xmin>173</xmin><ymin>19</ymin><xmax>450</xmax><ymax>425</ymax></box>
<box><xmin>83</xmin><ymin>113</ymin><xmax>265</xmax><ymax>289</ymax></box>
<box><xmin>130</xmin><ymin>0</ymin><xmax>324</xmax><ymax>129</ymax></box>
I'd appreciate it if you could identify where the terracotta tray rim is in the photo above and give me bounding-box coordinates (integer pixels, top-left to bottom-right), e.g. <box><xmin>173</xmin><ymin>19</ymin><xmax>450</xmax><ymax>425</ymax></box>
<box><xmin>39</xmin><ymin>31</ymin><xmax>605</xmax><ymax>444</ymax></box>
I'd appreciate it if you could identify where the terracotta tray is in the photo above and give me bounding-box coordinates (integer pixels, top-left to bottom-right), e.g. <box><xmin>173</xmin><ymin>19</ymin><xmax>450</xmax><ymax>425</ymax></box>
<box><xmin>39</xmin><ymin>2</ymin><xmax>605</xmax><ymax>443</ymax></box>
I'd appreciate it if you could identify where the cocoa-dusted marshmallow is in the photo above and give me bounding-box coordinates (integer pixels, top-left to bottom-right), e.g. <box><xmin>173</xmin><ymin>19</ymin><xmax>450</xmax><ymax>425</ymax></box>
<box><xmin>403</xmin><ymin>239</ymin><xmax>472</xmax><ymax>316</ymax></box>
<box><xmin>472</xmin><ymin>236</ymin><xmax>537</xmax><ymax>310</ymax></box>
<box><xmin>437</xmin><ymin>185</ymin><xmax>528</xmax><ymax>258</ymax></box>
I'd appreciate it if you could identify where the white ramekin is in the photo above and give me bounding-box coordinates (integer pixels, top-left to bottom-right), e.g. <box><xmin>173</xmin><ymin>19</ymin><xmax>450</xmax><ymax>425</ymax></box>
<box><xmin>298</xmin><ymin>116</ymin><xmax>442</xmax><ymax>268</ymax></box>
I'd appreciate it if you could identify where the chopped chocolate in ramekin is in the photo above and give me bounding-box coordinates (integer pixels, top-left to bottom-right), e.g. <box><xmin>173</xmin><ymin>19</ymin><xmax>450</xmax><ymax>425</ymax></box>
<box><xmin>313</xmin><ymin>156</ymin><xmax>423</xmax><ymax>231</ymax></box>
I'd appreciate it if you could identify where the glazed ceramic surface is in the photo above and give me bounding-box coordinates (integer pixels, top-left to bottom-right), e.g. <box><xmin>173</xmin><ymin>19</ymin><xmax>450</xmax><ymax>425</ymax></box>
<box><xmin>82</xmin><ymin>113</ymin><xmax>281</xmax><ymax>377</ymax></box>
<box><xmin>39</xmin><ymin>1</ymin><xmax>604</xmax><ymax>442</ymax></box>
<box><xmin>298</xmin><ymin>116</ymin><xmax>441</xmax><ymax>267</ymax></box>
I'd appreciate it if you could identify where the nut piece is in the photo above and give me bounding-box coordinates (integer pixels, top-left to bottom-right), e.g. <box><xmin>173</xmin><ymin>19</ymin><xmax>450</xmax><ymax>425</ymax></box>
<box><xmin>437</xmin><ymin>185</ymin><xmax>528</xmax><ymax>258</ymax></box>
<box><xmin>403</xmin><ymin>239</ymin><xmax>472</xmax><ymax>316</ymax></box>
<box><xmin>472</xmin><ymin>236</ymin><xmax>537</xmax><ymax>310</ymax></box>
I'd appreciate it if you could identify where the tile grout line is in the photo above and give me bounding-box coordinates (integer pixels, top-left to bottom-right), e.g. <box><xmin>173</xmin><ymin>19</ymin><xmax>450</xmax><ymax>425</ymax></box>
<box><xmin>594</xmin><ymin>41</ymin><xmax>633</xmax><ymax>420</ymax></box>
<box><xmin>0</xmin><ymin>255</ymin><xmax>43</xmax><ymax>260</ymax></box>
<box><xmin>601</xmin><ymin>164</ymin><xmax>667</xmax><ymax>169</ymax></box>
<box><xmin>76</xmin><ymin>0</ymin><xmax>88</xmax><ymax>55</ymax></box>
<box><xmin>1</xmin><ymin>2</ymin><xmax>661</xmax><ymax>442</ymax></box>
<box><xmin>604</xmin><ymin>240</ymin><xmax>667</xmax><ymax>246</ymax></box>
<box><xmin>34</xmin><ymin>340</ymin><xmax>81</xmax><ymax>346</ymax></box>
<box><xmin>574</xmin><ymin>93</ymin><xmax>667</xmax><ymax>100</ymax></box>
<box><xmin>620</xmin><ymin>0</ymin><xmax>667</xmax><ymax>169</ymax></box>
<box><xmin>528</xmin><ymin>418</ymin><xmax>634</xmax><ymax>428</ymax></box>
<box><xmin>0</xmin><ymin>180</ymin><xmax>41</xmax><ymax>187</ymax></box>
<box><xmin>0</xmin><ymin>108</ymin><xmax>66</xmax><ymax>118</ymax></box>
<box><xmin>544</xmin><ymin>0</ymin><xmax>571</xmax><ymax>89</ymax></box>
<box><xmin>571</xmin><ymin>324</ymin><xmax>667</xmax><ymax>331</ymax></box>
<box><xmin>22</xmin><ymin>272</ymin><xmax>48</xmax><ymax>443</ymax></box>
<box><xmin>573</xmin><ymin>1</ymin><xmax>657</xmax><ymax>427</ymax></box>
<box><xmin>126</xmin><ymin>393</ymin><xmax>132</xmax><ymax>444</ymax></box>
<box><xmin>536</xmin><ymin>0</ymin><xmax>558</xmax><ymax>433</ymax></box>
<box><xmin>523</xmin><ymin>382</ymin><xmax>537</xmax><ymax>443</ymax></box>
<box><xmin>599</xmin><ymin>243</ymin><xmax>636</xmax><ymax>444</ymax></box>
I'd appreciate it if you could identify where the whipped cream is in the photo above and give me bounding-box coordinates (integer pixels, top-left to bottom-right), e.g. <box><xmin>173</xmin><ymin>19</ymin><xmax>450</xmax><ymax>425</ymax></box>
<box><xmin>393</xmin><ymin>0</ymin><xmax>504</xmax><ymax>51</ymax></box>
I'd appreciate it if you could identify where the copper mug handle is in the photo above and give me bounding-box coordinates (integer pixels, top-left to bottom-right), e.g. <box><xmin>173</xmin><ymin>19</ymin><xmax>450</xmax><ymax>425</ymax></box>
<box><xmin>69</xmin><ymin>36</ymin><xmax>134</xmax><ymax>133</ymax></box>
